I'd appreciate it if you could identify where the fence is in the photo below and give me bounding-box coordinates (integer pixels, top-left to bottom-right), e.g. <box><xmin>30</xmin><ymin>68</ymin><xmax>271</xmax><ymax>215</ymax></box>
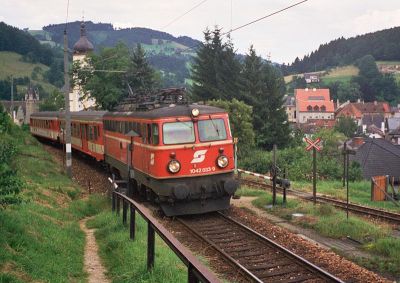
<box><xmin>110</xmin><ymin>181</ymin><xmax>220</xmax><ymax>283</ymax></box>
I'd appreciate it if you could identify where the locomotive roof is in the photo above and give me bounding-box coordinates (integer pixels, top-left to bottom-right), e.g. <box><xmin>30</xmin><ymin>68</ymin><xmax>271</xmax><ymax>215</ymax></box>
<box><xmin>104</xmin><ymin>104</ymin><xmax>226</xmax><ymax>119</ymax></box>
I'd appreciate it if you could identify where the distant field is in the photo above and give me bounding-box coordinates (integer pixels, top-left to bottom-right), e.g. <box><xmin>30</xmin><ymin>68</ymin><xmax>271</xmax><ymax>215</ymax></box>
<box><xmin>0</xmin><ymin>51</ymin><xmax>58</xmax><ymax>95</ymax></box>
<box><xmin>320</xmin><ymin>65</ymin><xmax>358</xmax><ymax>84</ymax></box>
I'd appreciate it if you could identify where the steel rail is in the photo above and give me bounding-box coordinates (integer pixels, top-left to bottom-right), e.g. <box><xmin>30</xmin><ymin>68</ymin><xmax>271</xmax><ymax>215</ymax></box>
<box><xmin>178</xmin><ymin>212</ymin><xmax>344</xmax><ymax>283</ymax></box>
<box><xmin>239</xmin><ymin>177</ymin><xmax>400</xmax><ymax>224</ymax></box>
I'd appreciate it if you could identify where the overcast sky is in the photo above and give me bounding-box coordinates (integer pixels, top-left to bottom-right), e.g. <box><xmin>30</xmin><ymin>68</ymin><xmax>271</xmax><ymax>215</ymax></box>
<box><xmin>1</xmin><ymin>0</ymin><xmax>400</xmax><ymax>63</ymax></box>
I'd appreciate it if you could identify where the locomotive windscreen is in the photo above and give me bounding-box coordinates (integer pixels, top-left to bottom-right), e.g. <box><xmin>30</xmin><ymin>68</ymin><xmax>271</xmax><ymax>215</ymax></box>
<box><xmin>198</xmin><ymin>119</ymin><xmax>227</xmax><ymax>142</ymax></box>
<box><xmin>163</xmin><ymin>121</ymin><xmax>195</xmax><ymax>144</ymax></box>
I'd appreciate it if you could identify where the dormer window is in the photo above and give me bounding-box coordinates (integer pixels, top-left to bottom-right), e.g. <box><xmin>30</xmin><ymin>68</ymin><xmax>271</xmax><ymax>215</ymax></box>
<box><xmin>307</xmin><ymin>105</ymin><xmax>312</xmax><ymax>111</ymax></box>
<box><xmin>313</xmin><ymin>105</ymin><xmax>319</xmax><ymax>112</ymax></box>
<box><xmin>321</xmin><ymin>105</ymin><xmax>326</xmax><ymax>112</ymax></box>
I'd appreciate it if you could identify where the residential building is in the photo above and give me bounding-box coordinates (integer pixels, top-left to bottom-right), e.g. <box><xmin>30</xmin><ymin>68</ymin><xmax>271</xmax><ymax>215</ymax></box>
<box><xmin>283</xmin><ymin>95</ymin><xmax>296</xmax><ymax>123</ymax></box>
<box><xmin>386</xmin><ymin>117</ymin><xmax>400</xmax><ymax>145</ymax></box>
<box><xmin>350</xmin><ymin>138</ymin><xmax>400</xmax><ymax>180</ymax></box>
<box><xmin>335</xmin><ymin>100</ymin><xmax>391</xmax><ymax>126</ymax></box>
<box><xmin>304</xmin><ymin>73</ymin><xmax>320</xmax><ymax>83</ymax></box>
<box><xmin>295</xmin><ymin>88</ymin><xmax>335</xmax><ymax>124</ymax></box>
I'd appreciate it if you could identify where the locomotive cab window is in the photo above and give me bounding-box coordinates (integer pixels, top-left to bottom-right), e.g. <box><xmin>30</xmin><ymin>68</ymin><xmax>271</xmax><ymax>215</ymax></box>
<box><xmin>198</xmin><ymin>118</ymin><xmax>227</xmax><ymax>142</ymax></box>
<box><xmin>163</xmin><ymin>121</ymin><xmax>195</xmax><ymax>144</ymax></box>
<box><xmin>152</xmin><ymin>123</ymin><xmax>159</xmax><ymax>145</ymax></box>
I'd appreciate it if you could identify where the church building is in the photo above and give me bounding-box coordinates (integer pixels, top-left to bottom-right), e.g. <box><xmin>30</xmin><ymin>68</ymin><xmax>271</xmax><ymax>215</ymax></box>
<box><xmin>70</xmin><ymin>21</ymin><xmax>96</xmax><ymax>111</ymax></box>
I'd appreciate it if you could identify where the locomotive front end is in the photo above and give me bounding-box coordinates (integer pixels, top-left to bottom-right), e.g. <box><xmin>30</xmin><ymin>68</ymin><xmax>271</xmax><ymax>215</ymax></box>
<box><xmin>147</xmin><ymin>106</ymin><xmax>239</xmax><ymax>215</ymax></box>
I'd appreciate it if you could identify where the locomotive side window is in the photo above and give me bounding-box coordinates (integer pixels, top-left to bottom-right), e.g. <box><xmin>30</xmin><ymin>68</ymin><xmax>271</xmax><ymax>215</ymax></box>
<box><xmin>147</xmin><ymin>124</ymin><xmax>151</xmax><ymax>144</ymax></box>
<box><xmin>141</xmin><ymin>123</ymin><xmax>147</xmax><ymax>143</ymax></box>
<box><xmin>152</xmin><ymin>124</ymin><xmax>159</xmax><ymax>145</ymax></box>
<box><xmin>163</xmin><ymin>121</ymin><xmax>195</xmax><ymax>144</ymax></box>
<box><xmin>198</xmin><ymin>118</ymin><xmax>227</xmax><ymax>142</ymax></box>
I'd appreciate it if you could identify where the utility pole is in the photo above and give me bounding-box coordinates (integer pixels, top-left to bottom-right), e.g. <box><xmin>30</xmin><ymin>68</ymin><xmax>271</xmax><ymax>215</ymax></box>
<box><xmin>10</xmin><ymin>75</ymin><xmax>14</xmax><ymax>120</ymax></box>
<box><xmin>272</xmin><ymin>144</ymin><xmax>277</xmax><ymax>206</ymax></box>
<box><xmin>64</xmin><ymin>29</ymin><xmax>72</xmax><ymax>178</ymax></box>
<box><xmin>342</xmin><ymin>141</ymin><xmax>347</xmax><ymax>187</ymax></box>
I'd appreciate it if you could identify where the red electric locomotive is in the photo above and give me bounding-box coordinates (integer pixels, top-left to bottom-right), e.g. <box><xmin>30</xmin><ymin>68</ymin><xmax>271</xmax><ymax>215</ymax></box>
<box><xmin>104</xmin><ymin>104</ymin><xmax>238</xmax><ymax>216</ymax></box>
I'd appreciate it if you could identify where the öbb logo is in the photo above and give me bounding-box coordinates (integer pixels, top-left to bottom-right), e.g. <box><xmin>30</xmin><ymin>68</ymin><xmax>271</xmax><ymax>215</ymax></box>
<box><xmin>191</xmin><ymin>149</ymin><xmax>207</xmax><ymax>164</ymax></box>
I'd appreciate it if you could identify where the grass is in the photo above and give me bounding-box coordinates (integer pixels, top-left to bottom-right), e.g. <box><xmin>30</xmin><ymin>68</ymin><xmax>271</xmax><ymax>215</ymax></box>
<box><xmin>0</xmin><ymin>51</ymin><xmax>58</xmax><ymax>95</ymax></box>
<box><xmin>1</xmin><ymin>126</ymin><xmax>198</xmax><ymax>282</ymax></box>
<box><xmin>238</xmin><ymin>187</ymin><xmax>400</xmax><ymax>276</ymax></box>
<box><xmin>0</xmin><ymin>127</ymin><xmax>109</xmax><ymax>282</ymax></box>
<box><xmin>292</xmin><ymin>180</ymin><xmax>400</xmax><ymax>212</ymax></box>
<box><xmin>87</xmin><ymin>211</ymin><xmax>188</xmax><ymax>283</ymax></box>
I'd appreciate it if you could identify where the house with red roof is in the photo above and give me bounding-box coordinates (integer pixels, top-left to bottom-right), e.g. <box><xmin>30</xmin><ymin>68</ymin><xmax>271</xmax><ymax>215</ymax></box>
<box><xmin>294</xmin><ymin>88</ymin><xmax>335</xmax><ymax>124</ymax></box>
<box><xmin>335</xmin><ymin>101</ymin><xmax>391</xmax><ymax>125</ymax></box>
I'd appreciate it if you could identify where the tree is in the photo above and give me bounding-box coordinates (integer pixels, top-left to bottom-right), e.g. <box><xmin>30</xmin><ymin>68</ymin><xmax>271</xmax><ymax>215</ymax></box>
<box><xmin>73</xmin><ymin>42</ymin><xmax>130</xmax><ymax>110</ymax></box>
<box><xmin>240</xmin><ymin>45</ymin><xmax>263</xmax><ymax>105</ymax></box>
<box><xmin>334</xmin><ymin>116</ymin><xmax>358</xmax><ymax>138</ymax></box>
<box><xmin>352</xmin><ymin>55</ymin><xmax>400</xmax><ymax>104</ymax></box>
<box><xmin>207</xmin><ymin>99</ymin><xmax>255</xmax><ymax>153</ymax></box>
<box><xmin>191</xmin><ymin>28</ymin><xmax>241</xmax><ymax>101</ymax></box>
<box><xmin>352</xmin><ymin>55</ymin><xmax>381</xmax><ymax>101</ymax></box>
<box><xmin>254</xmin><ymin>63</ymin><xmax>291</xmax><ymax>149</ymax></box>
<box><xmin>39</xmin><ymin>89</ymin><xmax>64</xmax><ymax>111</ymax></box>
<box><xmin>125</xmin><ymin>43</ymin><xmax>157</xmax><ymax>93</ymax></box>
<box><xmin>73</xmin><ymin>42</ymin><xmax>159</xmax><ymax>110</ymax></box>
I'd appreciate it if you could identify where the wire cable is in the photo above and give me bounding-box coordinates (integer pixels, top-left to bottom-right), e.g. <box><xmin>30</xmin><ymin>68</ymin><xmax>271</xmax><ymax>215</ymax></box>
<box><xmin>222</xmin><ymin>0</ymin><xmax>308</xmax><ymax>36</ymax></box>
<box><xmin>179</xmin><ymin>0</ymin><xmax>308</xmax><ymax>53</ymax></box>
<box><xmin>162</xmin><ymin>0</ymin><xmax>209</xmax><ymax>29</ymax></box>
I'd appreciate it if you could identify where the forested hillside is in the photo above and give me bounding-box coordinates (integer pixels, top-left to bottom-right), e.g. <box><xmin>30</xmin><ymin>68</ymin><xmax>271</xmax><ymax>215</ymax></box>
<box><xmin>282</xmin><ymin>26</ymin><xmax>400</xmax><ymax>74</ymax></box>
<box><xmin>31</xmin><ymin>21</ymin><xmax>200</xmax><ymax>86</ymax></box>
<box><xmin>0</xmin><ymin>22</ymin><xmax>56</xmax><ymax>65</ymax></box>
<box><xmin>40</xmin><ymin>21</ymin><xmax>200</xmax><ymax>51</ymax></box>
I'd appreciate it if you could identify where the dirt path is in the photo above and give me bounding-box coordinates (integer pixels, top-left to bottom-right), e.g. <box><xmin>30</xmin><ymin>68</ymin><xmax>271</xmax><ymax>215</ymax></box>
<box><xmin>79</xmin><ymin>218</ymin><xmax>110</xmax><ymax>283</ymax></box>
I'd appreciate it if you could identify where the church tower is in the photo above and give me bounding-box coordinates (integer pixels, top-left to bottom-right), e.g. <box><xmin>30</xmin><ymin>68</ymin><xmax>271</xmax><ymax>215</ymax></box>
<box><xmin>70</xmin><ymin>21</ymin><xmax>96</xmax><ymax>111</ymax></box>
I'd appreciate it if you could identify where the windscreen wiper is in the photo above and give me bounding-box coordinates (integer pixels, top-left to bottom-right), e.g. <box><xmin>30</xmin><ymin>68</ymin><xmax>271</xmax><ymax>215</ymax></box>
<box><xmin>208</xmin><ymin>115</ymin><xmax>220</xmax><ymax>136</ymax></box>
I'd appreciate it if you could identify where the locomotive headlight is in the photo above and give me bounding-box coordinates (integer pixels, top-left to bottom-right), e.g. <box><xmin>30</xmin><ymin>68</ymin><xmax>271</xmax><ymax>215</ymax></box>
<box><xmin>191</xmin><ymin>108</ymin><xmax>200</xmax><ymax>117</ymax></box>
<box><xmin>217</xmin><ymin>155</ymin><xmax>229</xmax><ymax>168</ymax></box>
<box><xmin>168</xmin><ymin>160</ymin><xmax>181</xmax><ymax>173</ymax></box>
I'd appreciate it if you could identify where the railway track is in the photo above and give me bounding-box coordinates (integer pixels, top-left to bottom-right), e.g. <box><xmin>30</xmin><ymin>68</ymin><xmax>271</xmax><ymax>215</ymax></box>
<box><xmin>239</xmin><ymin>178</ymin><xmax>400</xmax><ymax>225</ymax></box>
<box><xmin>178</xmin><ymin>212</ymin><xmax>343</xmax><ymax>283</ymax></box>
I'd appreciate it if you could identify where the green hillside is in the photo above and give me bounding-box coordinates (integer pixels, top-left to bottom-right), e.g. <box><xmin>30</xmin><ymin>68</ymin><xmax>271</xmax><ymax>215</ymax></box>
<box><xmin>0</xmin><ymin>51</ymin><xmax>58</xmax><ymax>99</ymax></box>
<box><xmin>321</xmin><ymin>65</ymin><xmax>359</xmax><ymax>83</ymax></box>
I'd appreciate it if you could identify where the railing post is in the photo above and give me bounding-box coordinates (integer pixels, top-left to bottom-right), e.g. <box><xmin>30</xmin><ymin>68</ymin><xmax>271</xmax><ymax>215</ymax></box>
<box><xmin>188</xmin><ymin>264</ymin><xmax>199</xmax><ymax>283</ymax></box>
<box><xmin>116</xmin><ymin>195</ymin><xmax>120</xmax><ymax>216</ymax></box>
<box><xmin>112</xmin><ymin>192</ymin><xmax>115</xmax><ymax>212</ymax></box>
<box><xmin>283</xmin><ymin>168</ymin><xmax>287</xmax><ymax>206</ymax></box>
<box><xmin>147</xmin><ymin>222</ymin><xmax>155</xmax><ymax>270</ymax></box>
<box><xmin>122</xmin><ymin>200</ymin><xmax>127</xmax><ymax>225</ymax></box>
<box><xmin>130</xmin><ymin>204</ymin><xmax>135</xmax><ymax>240</ymax></box>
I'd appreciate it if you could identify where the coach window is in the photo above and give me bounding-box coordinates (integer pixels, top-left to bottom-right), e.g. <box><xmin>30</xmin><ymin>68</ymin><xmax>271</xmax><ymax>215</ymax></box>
<box><xmin>88</xmin><ymin>126</ymin><xmax>93</xmax><ymax>140</ymax></box>
<box><xmin>152</xmin><ymin>124</ymin><xmax>159</xmax><ymax>145</ymax></box>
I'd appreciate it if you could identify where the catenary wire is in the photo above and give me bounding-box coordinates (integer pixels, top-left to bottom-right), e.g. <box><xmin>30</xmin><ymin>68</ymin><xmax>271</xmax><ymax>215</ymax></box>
<box><xmin>162</xmin><ymin>0</ymin><xmax>209</xmax><ymax>29</ymax></box>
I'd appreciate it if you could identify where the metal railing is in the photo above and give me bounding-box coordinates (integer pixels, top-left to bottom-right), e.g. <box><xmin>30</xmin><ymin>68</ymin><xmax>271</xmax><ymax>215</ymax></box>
<box><xmin>110</xmin><ymin>180</ymin><xmax>220</xmax><ymax>283</ymax></box>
